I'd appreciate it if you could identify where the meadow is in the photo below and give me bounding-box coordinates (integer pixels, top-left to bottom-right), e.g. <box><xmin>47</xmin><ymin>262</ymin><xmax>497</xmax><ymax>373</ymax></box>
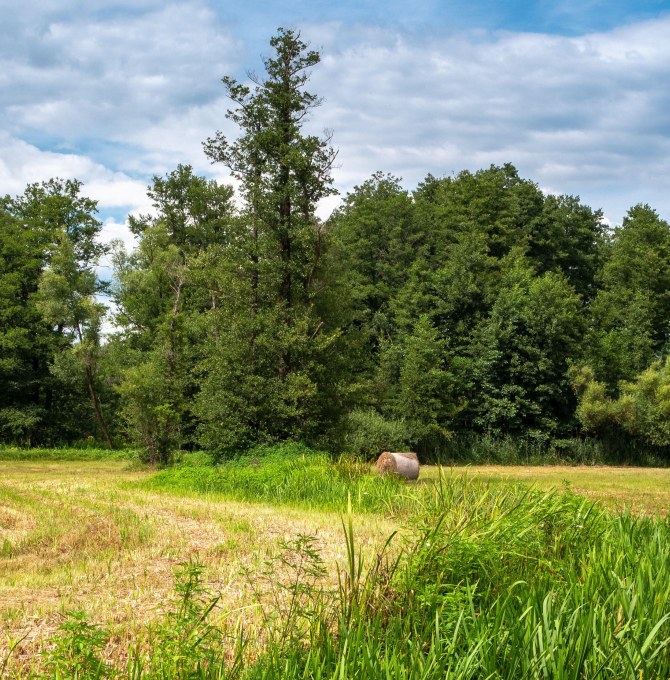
<box><xmin>2</xmin><ymin>450</ymin><xmax>670</xmax><ymax>678</ymax></box>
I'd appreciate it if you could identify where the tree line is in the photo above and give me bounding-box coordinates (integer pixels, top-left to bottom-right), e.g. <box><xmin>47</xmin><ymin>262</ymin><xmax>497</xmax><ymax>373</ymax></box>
<box><xmin>2</xmin><ymin>29</ymin><xmax>670</xmax><ymax>462</ymax></box>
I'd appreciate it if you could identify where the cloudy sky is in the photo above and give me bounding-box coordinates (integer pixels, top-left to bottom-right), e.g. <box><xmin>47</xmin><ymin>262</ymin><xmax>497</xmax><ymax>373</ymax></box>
<box><xmin>2</xmin><ymin>0</ymin><xmax>670</xmax><ymax>269</ymax></box>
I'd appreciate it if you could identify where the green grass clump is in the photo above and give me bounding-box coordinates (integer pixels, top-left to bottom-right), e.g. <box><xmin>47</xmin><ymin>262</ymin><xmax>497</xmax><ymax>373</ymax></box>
<box><xmin>144</xmin><ymin>444</ymin><xmax>409</xmax><ymax>514</ymax></box>
<box><xmin>319</xmin><ymin>482</ymin><xmax>670</xmax><ymax>679</ymax></box>
<box><xmin>249</xmin><ymin>476</ymin><xmax>670</xmax><ymax>679</ymax></box>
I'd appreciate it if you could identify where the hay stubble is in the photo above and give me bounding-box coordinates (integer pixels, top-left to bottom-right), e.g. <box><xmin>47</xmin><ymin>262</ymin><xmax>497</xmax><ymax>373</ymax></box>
<box><xmin>0</xmin><ymin>461</ymin><xmax>394</xmax><ymax>674</ymax></box>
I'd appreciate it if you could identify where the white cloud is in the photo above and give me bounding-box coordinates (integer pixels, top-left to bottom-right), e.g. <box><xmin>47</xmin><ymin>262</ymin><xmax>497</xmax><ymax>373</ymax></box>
<box><xmin>0</xmin><ymin>2</ymin><xmax>242</xmax><ymax>160</ymax></box>
<box><xmin>99</xmin><ymin>217</ymin><xmax>137</xmax><ymax>251</ymax></box>
<box><xmin>302</xmin><ymin>19</ymin><xmax>670</xmax><ymax>221</ymax></box>
<box><xmin>2</xmin><ymin>5</ymin><xmax>670</xmax><ymax>229</ymax></box>
<box><xmin>0</xmin><ymin>131</ymin><xmax>151</xmax><ymax>214</ymax></box>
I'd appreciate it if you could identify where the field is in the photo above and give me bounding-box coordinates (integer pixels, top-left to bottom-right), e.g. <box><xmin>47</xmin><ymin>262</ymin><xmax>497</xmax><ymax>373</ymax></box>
<box><xmin>0</xmin><ymin>458</ymin><xmax>397</xmax><ymax>676</ymax></box>
<box><xmin>422</xmin><ymin>464</ymin><xmax>670</xmax><ymax>515</ymax></box>
<box><xmin>2</xmin><ymin>456</ymin><xmax>670</xmax><ymax>678</ymax></box>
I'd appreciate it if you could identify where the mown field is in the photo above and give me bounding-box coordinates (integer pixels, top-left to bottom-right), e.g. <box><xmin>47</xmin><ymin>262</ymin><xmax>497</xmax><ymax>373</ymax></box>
<box><xmin>2</xmin><ymin>453</ymin><xmax>670</xmax><ymax>678</ymax></box>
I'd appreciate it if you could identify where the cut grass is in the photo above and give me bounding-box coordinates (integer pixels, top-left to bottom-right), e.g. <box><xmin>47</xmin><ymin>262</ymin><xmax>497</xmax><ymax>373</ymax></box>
<box><xmin>421</xmin><ymin>464</ymin><xmax>670</xmax><ymax>515</ymax></box>
<box><xmin>0</xmin><ymin>460</ymin><xmax>395</xmax><ymax>676</ymax></box>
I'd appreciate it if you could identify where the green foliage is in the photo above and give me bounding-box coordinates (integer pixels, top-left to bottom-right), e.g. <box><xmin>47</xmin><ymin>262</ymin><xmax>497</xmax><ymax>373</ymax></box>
<box><xmin>194</xmin><ymin>310</ymin><xmax>341</xmax><ymax>453</ymax></box>
<box><xmin>0</xmin><ymin>210</ymin><xmax>49</xmax><ymax>443</ymax></box>
<box><xmin>584</xmin><ymin>204</ymin><xmax>670</xmax><ymax>389</ymax></box>
<box><xmin>117</xmin><ymin>360</ymin><xmax>184</xmax><ymax>464</ymax></box>
<box><xmin>332</xmin><ymin>162</ymin><xmax>607</xmax><ymax>448</ymax></box>
<box><xmin>193</xmin><ymin>29</ymin><xmax>345</xmax><ymax>452</ymax></box>
<box><xmin>341</xmin><ymin>409</ymin><xmax>413</xmax><ymax>460</ymax></box>
<box><xmin>574</xmin><ymin>360</ymin><xmax>670</xmax><ymax>447</ymax></box>
<box><xmin>394</xmin><ymin>317</ymin><xmax>455</xmax><ymax>436</ymax></box>
<box><xmin>112</xmin><ymin>166</ymin><xmax>234</xmax><ymax>460</ymax></box>
<box><xmin>128</xmin><ymin>163</ymin><xmax>235</xmax><ymax>251</ymax></box>
<box><xmin>144</xmin><ymin>445</ymin><xmax>409</xmax><ymax>514</ymax></box>
<box><xmin>4</xmin><ymin>28</ymin><xmax>670</xmax><ymax>460</ymax></box>
<box><xmin>242</xmin><ymin>534</ymin><xmax>328</xmax><ymax>655</ymax></box>
<box><xmin>43</xmin><ymin>610</ymin><xmax>113</xmax><ymax>679</ymax></box>
<box><xmin>333</xmin><ymin>172</ymin><xmax>419</xmax><ymax>321</ymax></box>
<box><xmin>145</xmin><ymin>560</ymin><xmax>224</xmax><ymax>677</ymax></box>
<box><xmin>37</xmin><ymin>230</ymin><xmax>113</xmax><ymax>448</ymax></box>
<box><xmin>0</xmin><ymin>179</ymin><xmax>112</xmax><ymax>446</ymax></box>
<box><xmin>467</xmin><ymin>263</ymin><xmax>585</xmax><ymax>438</ymax></box>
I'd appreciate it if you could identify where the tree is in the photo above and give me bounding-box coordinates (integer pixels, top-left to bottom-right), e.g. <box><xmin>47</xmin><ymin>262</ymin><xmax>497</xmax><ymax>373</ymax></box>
<box><xmin>528</xmin><ymin>194</ymin><xmax>605</xmax><ymax>300</ymax></box>
<box><xmin>0</xmin><ymin>210</ymin><xmax>49</xmax><ymax>443</ymax></box>
<box><xmin>112</xmin><ymin>166</ymin><xmax>235</xmax><ymax>462</ymax></box>
<box><xmin>114</xmin><ymin>222</ymin><xmax>194</xmax><ymax>463</ymax></box>
<box><xmin>573</xmin><ymin>362</ymin><xmax>670</xmax><ymax>447</ymax></box>
<box><xmin>386</xmin><ymin>165</ymin><xmax>601</xmax><ymax>346</ymax></box>
<box><xmin>0</xmin><ymin>179</ymin><xmax>107</xmax><ymax>445</ymax></box>
<box><xmin>378</xmin><ymin>315</ymin><xmax>458</xmax><ymax>453</ymax></box>
<box><xmin>466</xmin><ymin>263</ymin><xmax>585</xmax><ymax>439</ymax></box>
<box><xmin>37</xmin><ymin>232</ymin><xmax>113</xmax><ymax>449</ymax></box>
<box><xmin>203</xmin><ymin>29</ymin><xmax>337</xmax><ymax>323</ymax></box>
<box><xmin>333</xmin><ymin>173</ymin><xmax>419</xmax><ymax>328</ymax></box>
<box><xmin>584</xmin><ymin>204</ymin><xmax>670</xmax><ymax>390</ymax></box>
<box><xmin>128</xmin><ymin>164</ymin><xmax>235</xmax><ymax>254</ymax></box>
<box><xmin>195</xmin><ymin>28</ymin><xmax>343</xmax><ymax>453</ymax></box>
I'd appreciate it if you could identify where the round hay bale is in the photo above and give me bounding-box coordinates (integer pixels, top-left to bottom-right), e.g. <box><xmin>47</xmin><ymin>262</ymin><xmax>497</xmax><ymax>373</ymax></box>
<box><xmin>375</xmin><ymin>451</ymin><xmax>420</xmax><ymax>480</ymax></box>
<box><xmin>376</xmin><ymin>451</ymin><xmax>397</xmax><ymax>476</ymax></box>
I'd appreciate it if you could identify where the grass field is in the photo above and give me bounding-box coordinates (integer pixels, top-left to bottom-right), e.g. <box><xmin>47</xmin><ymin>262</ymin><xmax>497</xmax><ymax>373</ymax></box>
<box><xmin>2</xmin><ymin>457</ymin><xmax>670</xmax><ymax>678</ymax></box>
<box><xmin>423</xmin><ymin>464</ymin><xmax>670</xmax><ymax>515</ymax></box>
<box><xmin>0</xmin><ymin>459</ymin><xmax>396</xmax><ymax>675</ymax></box>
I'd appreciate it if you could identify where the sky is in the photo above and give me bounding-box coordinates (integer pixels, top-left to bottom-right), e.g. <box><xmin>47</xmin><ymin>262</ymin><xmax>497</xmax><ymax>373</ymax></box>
<box><xmin>2</xmin><ymin>0</ymin><xmax>670</xmax><ymax>276</ymax></box>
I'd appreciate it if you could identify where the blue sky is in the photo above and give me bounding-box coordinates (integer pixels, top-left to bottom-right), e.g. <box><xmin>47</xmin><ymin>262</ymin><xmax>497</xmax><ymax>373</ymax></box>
<box><xmin>2</xmin><ymin>0</ymin><xmax>670</xmax><ymax>269</ymax></box>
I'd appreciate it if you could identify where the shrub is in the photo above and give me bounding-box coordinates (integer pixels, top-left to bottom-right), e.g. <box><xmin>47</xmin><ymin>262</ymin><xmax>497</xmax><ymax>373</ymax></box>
<box><xmin>341</xmin><ymin>409</ymin><xmax>413</xmax><ymax>460</ymax></box>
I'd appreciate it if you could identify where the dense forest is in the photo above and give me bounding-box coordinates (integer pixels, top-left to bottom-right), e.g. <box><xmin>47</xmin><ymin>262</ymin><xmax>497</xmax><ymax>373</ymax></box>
<box><xmin>2</xmin><ymin>29</ymin><xmax>670</xmax><ymax>463</ymax></box>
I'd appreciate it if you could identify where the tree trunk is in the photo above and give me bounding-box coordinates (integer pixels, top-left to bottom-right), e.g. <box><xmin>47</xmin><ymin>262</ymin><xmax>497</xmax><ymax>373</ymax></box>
<box><xmin>84</xmin><ymin>364</ymin><xmax>114</xmax><ymax>450</ymax></box>
<box><xmin>211</xmin><ymin>294</ymin><xmax>219</xmax><ymax>342</ymax></box>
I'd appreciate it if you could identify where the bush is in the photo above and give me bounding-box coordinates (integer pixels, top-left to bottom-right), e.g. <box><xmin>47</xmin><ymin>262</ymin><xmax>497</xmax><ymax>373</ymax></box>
<box><xmin>341</xmin><ymin>409</ymin><xmax>413</xmax><ymax>460</ymax></box>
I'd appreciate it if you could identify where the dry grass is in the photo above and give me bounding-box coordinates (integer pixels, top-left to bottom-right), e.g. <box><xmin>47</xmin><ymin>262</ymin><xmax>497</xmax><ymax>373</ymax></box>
<box><xmin>0</xmin><ymin>461</ymin><xmax>395</xmax><ymax>675</ymax></box>
<box><xmin>421</xmin><ymin>464</ymin><xmax>670</xmax><ymax>515</ymax></box>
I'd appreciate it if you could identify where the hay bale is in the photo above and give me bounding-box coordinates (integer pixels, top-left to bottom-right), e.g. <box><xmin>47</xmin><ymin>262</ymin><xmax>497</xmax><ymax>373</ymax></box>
<box><xmin>375</xmin><ymin>451</ymin><xmax>420</xmax><ymax>480</ymax></box>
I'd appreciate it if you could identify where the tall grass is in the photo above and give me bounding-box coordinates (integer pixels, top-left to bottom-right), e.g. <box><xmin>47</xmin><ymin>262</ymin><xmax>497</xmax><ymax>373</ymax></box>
<box><xmin>143</xmin><ymin>445</ymin><xmax>414</xmax><ymax>514</ymax></box>
<box><xmin>5</xmin><ymin>429</ymin><xmax>670</xmax><ymax>466</ymax></box>
<box><xmin>306</xmin><ymin>479</ymin><xmax>670</xmax><ymax>679</ymax></box>
<box><xmin>13</xmin><ymin>470</ymin><xmax>670</xmax><ymax>679</ymax></box>
<box><xmin>423</xmin><ymin>431</ymin><xmax>670</xmax><ymax>466</ymax></box>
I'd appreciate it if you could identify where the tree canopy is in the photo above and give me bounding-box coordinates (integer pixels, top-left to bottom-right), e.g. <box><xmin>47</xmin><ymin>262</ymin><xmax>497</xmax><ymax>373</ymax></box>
<box><xmin>2</xmin><ymin>29</ymin><xmax>670</xmax><ymax>461</ymax></box>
